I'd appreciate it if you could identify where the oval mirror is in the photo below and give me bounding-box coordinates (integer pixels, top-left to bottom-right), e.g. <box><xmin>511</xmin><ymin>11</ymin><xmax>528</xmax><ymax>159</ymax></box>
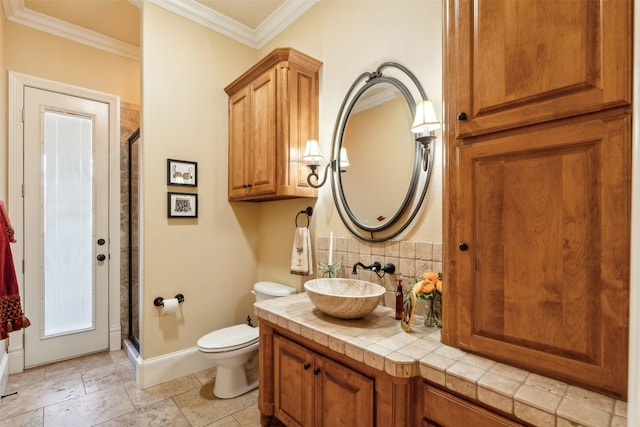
<box><xmin>330</xmin><ymin>62</ymin><xmax>437</xmax><ymax>242</ymax></box>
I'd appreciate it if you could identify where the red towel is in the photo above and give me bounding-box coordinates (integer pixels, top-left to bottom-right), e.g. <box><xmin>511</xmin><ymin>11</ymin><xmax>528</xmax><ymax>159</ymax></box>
<box><xmin>0</xmin><ymin>202</ymin><xmax>29</xmax><ymax>339</ymax></box>
<box><xmin>0</xmin><ymin>201</ymin><xmax>16</xmax><ymax>243</ymax></box>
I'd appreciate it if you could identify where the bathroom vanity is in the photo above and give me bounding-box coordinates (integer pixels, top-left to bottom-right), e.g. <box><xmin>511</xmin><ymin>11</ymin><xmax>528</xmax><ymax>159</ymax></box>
<box><xmin>255</xmin><ymin>294</ymin><xmax>627</xmax><ymax>427</ymax></box>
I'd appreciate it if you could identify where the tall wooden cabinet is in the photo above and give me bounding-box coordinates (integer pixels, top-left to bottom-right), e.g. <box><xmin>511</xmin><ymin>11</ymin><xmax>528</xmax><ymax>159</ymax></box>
<box><xmin>443</xmin><ymin>0</ymin><xmax>632</xmax><ymax>398</ymax></box>
<box><xmin>225</xmin><ymin>48</ymin><xmax>322</xmax><ymax>201</ymax></box>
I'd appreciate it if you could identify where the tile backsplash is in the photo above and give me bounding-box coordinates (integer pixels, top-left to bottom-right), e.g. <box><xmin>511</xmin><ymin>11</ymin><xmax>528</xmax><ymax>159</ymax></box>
<box><xmin>315</xmin><ymin>235</ymin><xmax>442</xmax><ymax>308</ymax></box>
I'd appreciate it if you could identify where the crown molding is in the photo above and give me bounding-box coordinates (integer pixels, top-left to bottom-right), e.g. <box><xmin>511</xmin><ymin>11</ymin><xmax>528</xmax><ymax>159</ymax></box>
<box><xmin>147</xmin><ymin>0</ymin><xmax>317</xmax><ymax>49</ymax></box>
<box><xmin>2</xmin><ymin>0</ymin><xmax>140</xmax><ymax>60</ymax></box>
<box><xmin>2</xmin><ymin>0</ymin><xmax>316</xmax><ymax>58</ymax></box>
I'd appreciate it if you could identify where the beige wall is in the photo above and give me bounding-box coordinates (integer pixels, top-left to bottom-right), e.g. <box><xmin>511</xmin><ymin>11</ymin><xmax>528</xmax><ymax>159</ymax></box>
<box><xmin>255</xmin><ymin>0</ymin><xmax>443</xmax><ymax>283</ymax></box>
<box><xmin>6</xmin><ymin>23</ymin><xmax>139</xmax><ymax>105</ymax></box>
<box><xmin>139</xmin><ymin>3</ymin><xmax>262</xmax><ymax>358</ymax></box>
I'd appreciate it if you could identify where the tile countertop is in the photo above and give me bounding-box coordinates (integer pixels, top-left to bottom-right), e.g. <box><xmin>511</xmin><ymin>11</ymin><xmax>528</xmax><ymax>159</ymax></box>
<box><xmin>254</xmin><ymin>293</ymin><xmax>627</xmax><ymax>427</ymax></box>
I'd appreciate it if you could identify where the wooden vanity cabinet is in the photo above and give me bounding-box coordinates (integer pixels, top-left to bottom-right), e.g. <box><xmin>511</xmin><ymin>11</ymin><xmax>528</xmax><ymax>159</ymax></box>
<box><xmin>421</xmin><ymin>383</ymin><xmax>523</xmax><ymax>427</ymax></box>
<box><xmin>225</xmin><ymin>48</ymin><xmax>322</xmax><ymax>201</ymax></box>
<box><xmin>258</xmin><ymin>320</ymin><xmax>415</xmax><ymax>427</ymax></box>
<box><xmin>443</xmin><ymin>0</ymin><xmax>632</xmax><ymax>398</ymax></box>
<box><xmin>274</xmin><ymin>335</ymin><xmax>374</xmax><ymax>427</ymax></box>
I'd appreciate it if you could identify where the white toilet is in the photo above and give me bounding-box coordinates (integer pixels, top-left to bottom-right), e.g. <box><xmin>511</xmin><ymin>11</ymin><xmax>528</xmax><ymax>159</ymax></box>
<box><xmin>197</xmin><ymin>281</ymin><xmax>297</xmax><ymax>398</ymax></box>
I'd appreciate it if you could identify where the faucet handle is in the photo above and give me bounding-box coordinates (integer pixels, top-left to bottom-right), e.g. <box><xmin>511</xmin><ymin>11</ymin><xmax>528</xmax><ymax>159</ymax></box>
<box><xmin>382</xmin><ymin>263</ymin><xmax>396</xmax><ymax>274</ymax></box>
<box><xmin>370</xmin><ymin>261</ymin><xmax>382</xmax><ymax>271</ymax></box>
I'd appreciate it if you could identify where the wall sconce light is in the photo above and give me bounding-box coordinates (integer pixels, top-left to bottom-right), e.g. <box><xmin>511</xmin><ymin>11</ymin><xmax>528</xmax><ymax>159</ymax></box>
<box><xmin>412</xmin><ymin>100</ymin><xmax>440</xmax><ymax>171</ymax></box>
<box><xmin>303</xmin><ymin>140</ymin><xmax>349</xmax><ymax>188</ymax></box>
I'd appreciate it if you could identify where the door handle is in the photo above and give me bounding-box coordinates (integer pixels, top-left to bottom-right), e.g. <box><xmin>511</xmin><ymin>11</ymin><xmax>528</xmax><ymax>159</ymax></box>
<box><xmin>97</xmin><ymin>254</ymin><xmax>106</xmax><ymax>262</ymax></box>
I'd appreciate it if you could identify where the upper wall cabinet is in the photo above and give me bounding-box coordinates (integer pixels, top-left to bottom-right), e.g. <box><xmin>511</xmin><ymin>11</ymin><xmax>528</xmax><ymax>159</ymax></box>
<box><xmin>443</xmin><ymin>0</ymin><xmax>632</xmax><ymax>399</ymax></box>
<box><xmin>451</xmin><ymin>0</ymin><xmax>632</xmax><ymax>138</ymax></box>
<box><xmin>225</xmin><ymin>48</ymin><xmax>322</xmax><ymax>201</ymax></box>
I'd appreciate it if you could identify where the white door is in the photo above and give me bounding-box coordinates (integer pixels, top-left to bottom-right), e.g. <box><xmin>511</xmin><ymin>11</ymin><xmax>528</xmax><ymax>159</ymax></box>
<box><xmin>23</xmin><ymin>87</ymin><xmax>110</xmax><ymax>367</ymax></box>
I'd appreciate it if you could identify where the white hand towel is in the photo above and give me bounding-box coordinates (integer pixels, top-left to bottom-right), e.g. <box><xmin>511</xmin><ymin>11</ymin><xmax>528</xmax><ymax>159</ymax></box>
<box><xmin>290</xmin><ymin>226</ymin><xmax>313</xmax><ymax>276</ymax></box>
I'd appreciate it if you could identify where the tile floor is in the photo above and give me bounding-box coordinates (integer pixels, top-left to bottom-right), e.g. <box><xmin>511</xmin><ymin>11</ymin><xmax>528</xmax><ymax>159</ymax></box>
<box><xmin>0</xmin><ymin>350</ymin><xmax>265</xmax><ymax>427</ymax></box>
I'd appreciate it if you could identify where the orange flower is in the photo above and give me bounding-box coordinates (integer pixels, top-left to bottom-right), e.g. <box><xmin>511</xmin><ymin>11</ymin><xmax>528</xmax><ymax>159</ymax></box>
<box><xmin>412</xmin><ymin>281</ymin><xmax>423</xmax><ymax>294</ymax></box>
<box><xmin>420</xmin><ymin>280</ymin><xmax>436</xmax><ymax>294</ymax></box>
<box><xmin>422</xmin><ymin>272</ymin><xmax>439</xmax><ymax>284</ymax></box>
<box><xmin>414</xmin><ymin>272</ymin><xmax>443</xmax><ymax>299</ymax></box>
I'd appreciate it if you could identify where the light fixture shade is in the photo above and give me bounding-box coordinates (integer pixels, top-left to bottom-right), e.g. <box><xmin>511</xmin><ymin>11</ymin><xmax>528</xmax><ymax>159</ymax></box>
<box><xmin>339</xmin><ymin>147</ymin><xmax>350</xmax><ymax>168</ymax></box>
<box><xmin>303</xmin><ymin>139</ymin><xmax>323</xmax><ymax>163</ymax></box>
<box><xmin>411</xmin><ymin>100</ymin><xmax>440</xmax><ymax>133</ymax></box>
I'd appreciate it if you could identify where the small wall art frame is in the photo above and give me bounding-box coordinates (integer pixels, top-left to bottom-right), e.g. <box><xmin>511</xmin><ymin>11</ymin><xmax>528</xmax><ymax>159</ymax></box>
<box><xmin>167</xmin><ymin>159</ymin><xmax>197</xmax><ymax>186</ymax></box>
<box><xmin>168</xmin><ymin>192</ymin><xmax>198</xmax><ymax>218</ymax></box>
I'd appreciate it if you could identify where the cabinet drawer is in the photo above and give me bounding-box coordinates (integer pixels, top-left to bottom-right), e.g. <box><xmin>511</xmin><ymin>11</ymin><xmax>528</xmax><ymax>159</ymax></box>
<box><xmin>422</xmin><ymin>383</ymin><xmax>522</xmax><ymax>427</ymax></box>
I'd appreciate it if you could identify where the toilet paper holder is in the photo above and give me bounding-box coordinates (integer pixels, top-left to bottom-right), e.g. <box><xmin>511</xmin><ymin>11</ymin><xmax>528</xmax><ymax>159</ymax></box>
<box><xmin>154</xmin><ymin>293</ymin><xmax>185</xmax><ymax>307</ymax></box>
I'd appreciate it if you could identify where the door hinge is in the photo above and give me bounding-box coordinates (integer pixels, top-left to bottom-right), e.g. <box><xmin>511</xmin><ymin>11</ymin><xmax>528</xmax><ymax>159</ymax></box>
<box><xmin>22</xmin><ymin>260</ymin><xmax>24</xmax><ymax>274</ymax></box>
<box><xmin>21</xmin><ymin>184</ymin><xmax>24</xmax><ymax>198</ymax></box>
<box><xmin>21</xmin><ymin>109</ymin><xmax>25</xmax><ymax>123</ymax></box>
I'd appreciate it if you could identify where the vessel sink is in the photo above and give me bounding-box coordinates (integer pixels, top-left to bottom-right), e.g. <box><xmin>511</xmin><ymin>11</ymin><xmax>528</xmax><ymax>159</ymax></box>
<box><xmin>303</xmin><ymin>278</ymin><xmax>385</xmax><ymax>319</ymax></box>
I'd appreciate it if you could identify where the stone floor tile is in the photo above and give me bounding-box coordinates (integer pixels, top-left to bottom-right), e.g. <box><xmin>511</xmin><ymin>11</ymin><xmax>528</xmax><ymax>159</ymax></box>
<box><xmin>0</xmin><ymin>372</ymin><xmax>85</xmax><ymax>418</ymax></box>
<box><xmin>83</xmin><ymin>360</ymin><xmax>137</xmax><ymax>394</ymax></box>
<box><xmin>0</xmin><ymin>407</ymin><xmax>43</xmax><ymax>427</ymax></box>
<box><xmin>96</xmin><ymin>398</ymin><xmax>191</xmax><ymax>427</ymax></box>
<box><xmin>43</xmin><ymin>384</ymin><xmax>134</xmax><ymax>427</ymax></box>
<box><xmin>124</xmin><ymin>374</ymin><xmax>202</xmax><ymax>409</ymax></box>
<box><xmin>172</xmin><ymin>382</ymin><xmax>258</xmax><ymax>427</ymax></box>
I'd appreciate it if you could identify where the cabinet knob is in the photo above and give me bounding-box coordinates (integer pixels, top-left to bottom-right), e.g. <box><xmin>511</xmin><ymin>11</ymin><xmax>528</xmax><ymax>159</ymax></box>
<box><xmin>303</xmin><ymin>363</ymin><xmax>311</xmax><ymax>370</ymax></box>
<box><xmin>97</xmin><ymin>254</ymin><xmax>106</xmax><ymax>261</ymax></box>
<box><xmin>242</xmin><ymin>184</ymin><xmax>253</xmax><ymax>189</ymax></box>
<box><xmin>458</xmin><ymin>242</ymin><xmax>469</xmax><ymax>251</ymax></box>
<box><xmin>457</xmin><ymin>112</ymin><xmax>467</xmax><ymax>121</ymax></box>
<box><xmin>313</xmin><ymin>368</ymin><xmax>321</xmax><ymax>375</ymax></box>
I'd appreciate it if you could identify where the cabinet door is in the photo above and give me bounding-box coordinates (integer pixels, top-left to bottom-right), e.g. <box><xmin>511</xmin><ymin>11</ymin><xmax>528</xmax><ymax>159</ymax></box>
<box><xmin>227</xmin><ymin>69</ymin><xmax>277</xmax><ymax>200</ymax></box>
<box><xmin>228</xmin><ymin>88</ymin><xmax>250</xmax><ymax>199</ymax></box>
<box><xmin>454</xmin><ymin>113</ymin><xmax>630</xmax><ymax>398</ymax></box>
<box><xmin>451</xmin><ymin>0</ymin><xmax>631</xmax><ymax>138</ymax></box>
<box><xmin>422</xmin><ymin>383</ymin><xmax>522</xmax><ymax>427</ymax></box>
<box><xmin>274</xmin><ymin>335</ymin><xmax>314</xmax><ymax>427</ymax></box>
<box><xmin>314</xmin><ymin>354</ymin><xmax>374</xmax><ymax>427</ymax></box>
<box><xmin>248</xmin><ymin>68</ymin><xmax>277</xmax><ymax>196</ymax></box>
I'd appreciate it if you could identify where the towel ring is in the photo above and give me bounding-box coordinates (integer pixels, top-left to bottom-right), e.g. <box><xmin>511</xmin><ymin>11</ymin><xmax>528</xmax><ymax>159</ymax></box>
<box><xmin>295</xmin><ymin>206</ymin><xmax>313</xmax><ymax>228</ymax></box>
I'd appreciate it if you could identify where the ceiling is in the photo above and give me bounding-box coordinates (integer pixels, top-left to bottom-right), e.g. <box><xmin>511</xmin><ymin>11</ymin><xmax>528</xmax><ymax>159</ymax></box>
<box><xmin>3</xmin><ymin>0</ymin><xmax>316</xmax><ymax>58</ymax></box>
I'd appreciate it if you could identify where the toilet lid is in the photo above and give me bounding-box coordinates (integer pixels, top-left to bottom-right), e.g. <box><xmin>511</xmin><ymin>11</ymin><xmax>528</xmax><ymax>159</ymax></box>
<box><xmin>197</xmin><ymin>324</ymin><xmax>259</xmax><ymax>353</ymax></box>
<box><xmin>254</xmin><ymin>281</ymin><xmax>297</xmax><ymax>297</ymax></box>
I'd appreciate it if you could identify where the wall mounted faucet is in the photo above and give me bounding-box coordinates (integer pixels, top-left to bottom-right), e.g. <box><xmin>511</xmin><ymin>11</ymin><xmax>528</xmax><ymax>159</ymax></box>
<box><xmin>352</xmin><ymin>261</ymin><xmax>395</xmax><ymax>278</ymax></box>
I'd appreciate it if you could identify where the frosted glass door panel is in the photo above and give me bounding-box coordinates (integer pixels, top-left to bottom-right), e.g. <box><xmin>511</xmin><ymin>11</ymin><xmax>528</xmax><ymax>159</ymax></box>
<box><xmin>43</xmin><ymin>112</ymin><xmax>94</xmax><ymax>336</ymax></box>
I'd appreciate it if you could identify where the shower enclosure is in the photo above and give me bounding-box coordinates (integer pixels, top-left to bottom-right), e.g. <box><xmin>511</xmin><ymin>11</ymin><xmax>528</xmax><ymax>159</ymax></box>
<box><xmin>128</xmin><ymin>128</ymin><xmax>140</xmax><ymax>352</ymax></box>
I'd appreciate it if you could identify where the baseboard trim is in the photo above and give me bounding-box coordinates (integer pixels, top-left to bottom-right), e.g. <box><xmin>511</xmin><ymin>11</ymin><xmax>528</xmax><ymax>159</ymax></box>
<box><xmin>8</xmin><ymin>346</ymin><xmax>24</xmax><ymax>374</ymax></box>
<box><xmin>0</xmin><ymin>344</ymin><xmax>8</xmax><ymax>401</ymax></box>
<box><xmin>110</xmin><ymin>328</ymin><xmax>122</xmax><ymax>352</ymax></box>
<box><xmin>123</xmin><ymin>341</ymin><xmax>214</xmax><ymax>389</ymax></box>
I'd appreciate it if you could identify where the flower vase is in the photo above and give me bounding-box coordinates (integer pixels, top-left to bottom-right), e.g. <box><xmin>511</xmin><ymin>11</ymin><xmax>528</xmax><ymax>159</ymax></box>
<box><xmin>423</xmin><ymin>295</ymin><xmax>442</xmax><ymax>328</ymax></box>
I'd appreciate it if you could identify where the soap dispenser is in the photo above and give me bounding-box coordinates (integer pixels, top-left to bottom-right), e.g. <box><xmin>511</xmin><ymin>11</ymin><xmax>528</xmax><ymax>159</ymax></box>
<box><xmin>395</xmin><ymin>279</ymin><xmax>403</xmax><ymax>320</ymax></box>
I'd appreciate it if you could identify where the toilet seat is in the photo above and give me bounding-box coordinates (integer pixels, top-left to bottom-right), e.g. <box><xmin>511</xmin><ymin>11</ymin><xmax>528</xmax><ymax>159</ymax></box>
<box><xmin>197</xmin><ymin>324</ymin><xmax>259</xmax><ymax>353</ymax></box>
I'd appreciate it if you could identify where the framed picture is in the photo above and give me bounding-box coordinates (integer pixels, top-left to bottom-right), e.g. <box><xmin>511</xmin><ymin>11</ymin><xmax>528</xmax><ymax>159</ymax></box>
<box><xmin>168</xmin><ymin>192</ymin><xmax>198</xmax><ymax>218</ymax></box>
<box><xmin>167</xmin><ymin>159</ymin><xmax>197</xmax><ymax>186</ymax></box>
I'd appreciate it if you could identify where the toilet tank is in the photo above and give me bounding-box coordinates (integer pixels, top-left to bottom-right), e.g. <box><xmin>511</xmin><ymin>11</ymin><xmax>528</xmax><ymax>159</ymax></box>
<box><xmin>253</xmin><ymin>281</ymin><xmax>297</xmax><ymax>302</ymax></box>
